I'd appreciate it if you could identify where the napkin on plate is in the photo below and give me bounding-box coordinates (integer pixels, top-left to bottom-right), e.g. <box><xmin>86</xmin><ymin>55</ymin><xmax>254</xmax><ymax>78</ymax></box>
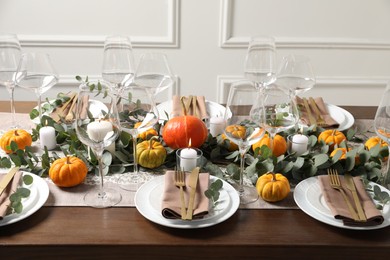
<box><xmin>161</xmin><ymin>171</ymin><xmax>210</xmax><ymax>219</ymax></box>
<box><xmin>295</xmin><ymin>97</ymin><xmax>339</xmax><ymax>128</ymax></box>
<box><xmin>171</xmin><ymin>95</ymin><xmax>209</xmax><ymax>120</ymax></box>
<box><xmin>318</xmin><ymin>175</ymin><xmax>384</xmax><ymax>226</ymax></box>
<box><xmin>0</xmin><ymin>171</ymin><xmax>23</xmax><ymax>220</ymax></box>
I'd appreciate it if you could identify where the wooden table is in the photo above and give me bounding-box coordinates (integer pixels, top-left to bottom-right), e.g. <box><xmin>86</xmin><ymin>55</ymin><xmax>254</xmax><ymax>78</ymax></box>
<box><xmin>0</xmin><ymin>102</ymin><xmax>388</xmax><ymax>260</ymax></box>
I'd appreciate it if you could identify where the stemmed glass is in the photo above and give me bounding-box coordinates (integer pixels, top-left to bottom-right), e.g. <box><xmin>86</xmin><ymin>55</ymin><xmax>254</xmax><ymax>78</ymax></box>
<box><xmin>244</xmin><ymin>36</ymin><xmax>276</xmax><ymax>89</ymax></box>
<box><xmin>277</xmin><ymin>54</ymin><xmax>315</xmax><ymax>97</ymax></box>
<box><xmin>134</xmin><ymin>52</ymin><xmax>174</xmax><ymax>98</ymax></box>
<box><xmin>373</xmin><ymin>81</ymin><xmax>390</xmax><ymax>189</ymax></box>
<box><xmin>102</xmin><ymin>35</ymin><xmax>136</xmax><ymax>92</ymax></box>
<box><xmin>223</xmin><ymin>81</ymin><xmax>266</xmax><ymax>204</ymax></box>
<box><xmin>116</xmin><ymin>84</ymin><xmax>159</xmax><ymax>191</ymax></box>
<box><xmin>262</xmin><ymin>84</ymin><xmax>299</xmax><ymax>154</ymax></box>
<box><xmin>15</xmin><ymin>52</ymin><xmax>58</xmax><ymax>123</ymax></box>
<box><xmin>0</xmin><ymin>34</ymin><xmax>21</xmax><ymax>128</ymax></box>
<box><xmin>75</xmin><ymin>80</ymin><xmax>122</xmax><ymax>208</ymax></box>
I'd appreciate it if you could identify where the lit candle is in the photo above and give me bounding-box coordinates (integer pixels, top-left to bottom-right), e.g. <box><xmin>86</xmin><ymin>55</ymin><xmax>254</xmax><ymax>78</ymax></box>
<box><xmin>87</xmin><ymin>120</ymin><xmax>113</xmax><ymax>142</ymax></box>
<box><xmin>209</xmin><ymin>117</ymin><xmax>225</xmax><ymax>137</ymax></box>
<box><xmin>180</xmin><ymin>148</ymin><xmax>198</xmax><ymax>172</ymax></box>
<box><xmin>290</xmin><ymin>134</ymin><xmax>309</xmax><ymax>156</ymax></box>
<box><xmin>39</xmin><ymin>126</ymin><xmax>57</xmax><ymax>150</ymax></box>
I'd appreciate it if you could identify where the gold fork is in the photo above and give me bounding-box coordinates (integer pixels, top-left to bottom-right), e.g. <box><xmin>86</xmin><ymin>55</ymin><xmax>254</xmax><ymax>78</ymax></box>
<box><xmin>327</xmin><ymin>169</ymin><xmax>360</xmax><ymax>221</ymax></box>
<box><xmin>308</xmin><ymin>97</ymin><xmax>326</xmax><ymax>127</ymax></box>
<box><xmin>174</xmin><ymin>169</ymin><xmax>186</xmax><ymax>220</ymax></box>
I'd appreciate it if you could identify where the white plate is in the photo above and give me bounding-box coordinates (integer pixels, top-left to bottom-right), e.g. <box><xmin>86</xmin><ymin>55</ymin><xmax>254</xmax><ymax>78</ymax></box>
<box><xmin>0</xmin><ymin>171</ymin><xmax>49</xmax><ymax>226</ymax></box>
<box><xmin>327</xmin><ymin>103</ymin><xmax>354</xmax><ymax>131</ymax></box>
<box><xmin>134</xmin><ymin>175</ymin><xmax>240</xmax><ymax>229</ymax></box>
<box><xmin>32</xmin><ymin>99</ymin><xmax>107</xmax><ymax>124</ymax></box>
<box><xmin>156</xmin><ymin>100</ymin><xmax>226</xmax><ymax>121</ymax></box>
<box><xmin>294</xmin><ymin>176</ymin><xmax>390</xmax><ymax>230</ymax></box>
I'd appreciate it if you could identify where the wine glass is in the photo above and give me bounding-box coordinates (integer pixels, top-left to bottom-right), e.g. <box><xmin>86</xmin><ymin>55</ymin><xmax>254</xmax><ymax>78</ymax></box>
<box><xmin>116</xmin><ymin>84</ymin><xmax>159</xmax><ymax>191</ymax></box>
<box><xmin>374</xmin><ymin>81</ymin><xmax>390</xmax><ymax>189</ymax></box>
<box><xmin>75</xmin><ymin>80</ymin><xmax>122</xmax><ymax>208</ymax></box>
<box><xmin>223</xmin><ymin>81</ymin><xmax>266</xmax><ymax>204</ymax></box>
<box><xmin>262</xmin><ymin>84</ymin><xmax>299</xmax><ymax>154</ymax></box>
<box><xmin>102</xmin><ymin>35</ymin><xmax>136</xmax><ymax>92</ymax></box>
<box><xmin>244</xmin><ymin>36</ymin><xmax>276</xmax><ymax>89</ymax></box>
<box><xmin>277</xmin><ymin>54</ymin><xmax>315</xmax><ymax>96</ymax></box>
<box><xmin>0</xmin><ymin>34</ymin><xmax>21</xmax><ymax>128</ymax></box>
<box><xmin>15</xmin><ymin>52</ymin><xmax>58</xmax><ymax>123</ymax></box>
<box><xmin>133</xmin><ymin>52</ymin><xmax>174</xmax><ymax>97</ymax></box>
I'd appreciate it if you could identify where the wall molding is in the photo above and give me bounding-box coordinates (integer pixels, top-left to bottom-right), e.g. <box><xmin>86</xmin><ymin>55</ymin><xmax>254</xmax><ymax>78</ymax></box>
<box><xmin>219</xmin><ymin>0</ymin><xmax>390</xmax><ymax>50</ymax></box>
<box><xmin>18</xmin><ymin>0</ymin><xmax>179</xmax><ymax>48</ymax></box>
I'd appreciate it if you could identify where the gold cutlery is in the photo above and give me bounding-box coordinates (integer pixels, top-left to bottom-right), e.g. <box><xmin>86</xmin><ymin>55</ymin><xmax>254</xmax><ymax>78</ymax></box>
<box><xmin>185</xmin><ymin>167</ymin><xmax>200</xmax><ymax>220</ymax></box>
<box><xmin>0</xmin><ymin>167</ymin><xmax>20</xmax><ymax>196</ymax></box>
<box><xmin>344</xmin><ymin>174</ymin><xmax>367</xmax><ymax>222</ymax></box>
<box><xmin>308</xmin><ymin>97</ymin><xmax>326</xmax><ymax>127</ymax></box>
<box><xmin>65</xmin><ymin>95</ymin><xmax>78</xmax><ymax>123</ymax></box>
<box><xmin>174</xmin><ymin>169</ymin><xmax>186</xmax><ymax>220</ymax></box>
<box><xmin>327</xmin><ymin>169</ymin><xmax>360</xmax><ymax>221</ymax></box>
<box><xmin>302</xmin><ymin>97</ymin><xmax>316</xmax><ymax>127</ymax></box>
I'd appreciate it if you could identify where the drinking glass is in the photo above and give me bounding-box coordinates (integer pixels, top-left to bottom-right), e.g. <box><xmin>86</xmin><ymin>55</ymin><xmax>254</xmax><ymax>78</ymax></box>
<box><xmin>116</xmin><ymin>84</ymin><xmax>159</xmax><ymax>191</ymax></box>
<box><xmin>373</xmin><ymin>81</ymin><xmax>390</xmax><ymax>189</ymax></box>
<box><xmin>134</xmin><ymin>52</ymin><xmax>174</xmax><ymax>97</ymax></box>
<box><xmin>277</xmin><ymin>54</ymin><xmax>315</xmax><ymax>96</ymax></box>
<box><xmin>244</xmin><ymin>36</ymin><xmax>276</xmax><ymax>89</ymax></box>
<box><xmin>223</xmin><ymin>81</ymin><xmax>266</xmax><ymax>204</ymax></box>
<box><xmin>102</xmin><ymin>35</ymin><xmax>136</xmax><ymax>92</ymax></box>
<box><xmin>75</xmin><ymin>80</ymin><xmax>122</xmax><ymax>208</ymax></box>
<box><xmin>15</xmin><ymin>52</ymin><xmax>58</xmax><ymax>122</ymax></box>
<box><xmin>0</xmin><ymin>34</ymin><xmax>21</xmax><ymax>128</ymax></box>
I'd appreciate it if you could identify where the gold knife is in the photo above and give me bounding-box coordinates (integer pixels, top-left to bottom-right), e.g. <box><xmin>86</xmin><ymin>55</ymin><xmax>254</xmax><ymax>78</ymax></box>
<box><xmin>308</xmin><ymin>97</ymin><xmax>326</xmax><ymax>127</ymax></box>
<box><xmin>0</xmin><ymin>167</ymin><xmax>20</xmax><ymax>196</ymax></box>
<box><xmin>302</xmin><ymin>97</ymin><xmax>316</xmax><ymax>127</ymax></box>
<box><xmin>344</xmin><ymin>174</ymin><xmax>367</xmax><ymax>222</ymax></box>
<box><xmin>185</xmin><ymin>167</ymin><xmax>200</xmax><ymax>220</ymax></box>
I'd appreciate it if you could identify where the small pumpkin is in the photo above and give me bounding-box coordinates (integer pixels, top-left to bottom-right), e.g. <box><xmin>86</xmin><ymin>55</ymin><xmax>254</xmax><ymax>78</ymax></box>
<box><xmin>318</xmin><ymin>129</ymin><xmax>346</xmax><ymax>149</ymax></box>
<box><xmin>256</xmin><ymin>172</ymin><xmax>290</xmax><ymax>202</ymax></box>
<box><xmin>49</xmin><ymin>156</ymin><xmax>88</xmax><ymax>187</ymax></box>
<box><xmin>162</xmin><ymin>115</ymin><xmax>208</xmax><ymax>149</ymax></box>
<box><xmin>225</xmin><ymin>124</ymin><xmax>246</xmax><ymax>139</ymax></box>
<box><xmin>134</xmin><ymin>122</ymin><xmax>158</xmax><ymax>140</ymax></box>
<box><xmin>365</xmin><ymin>136</ymin><xmax>388</xmax><ymax>150</ymax></box>
<box><xmin>220</xmin><ymin>133</ymin><xmax>238</xmax><ymax>151</ymax></box>
<box><xmin>330</xmin><ymin>147</ymin><xmax>350</xmax><ymax>160</ymax></box>
<box><xmin>0</xmin><ymin>129</ymin><xmax>32</xmax><ymax>154</ymax></box>
<box><xmin>252</xmin><ymin>134</ymin><xmax>287</xmax><ymax>157</ymax></box>
<box><xmin>136</xmin><ymin>137</ymin><xmax>167</xmax><ymax>169</ymax></box>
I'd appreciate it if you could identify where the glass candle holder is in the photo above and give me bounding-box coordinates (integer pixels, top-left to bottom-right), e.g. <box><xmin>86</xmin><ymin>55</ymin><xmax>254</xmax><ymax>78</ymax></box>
<box><xmin>287</xmin><ymin>134</ymin><xmax>310</xmax><ymax>156</ymax></box>
<box><xmin>176</xmin><ymin>147</ymin><xmax>203</xmax><ymax>172</ymax></box>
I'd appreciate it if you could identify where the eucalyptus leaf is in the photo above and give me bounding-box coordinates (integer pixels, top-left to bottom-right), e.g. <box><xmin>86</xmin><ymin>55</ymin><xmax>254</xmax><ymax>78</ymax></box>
<box><xmin>313</xmin><ymin>153</ymin><xmax>329</xmax><ymax>167</ymax></box>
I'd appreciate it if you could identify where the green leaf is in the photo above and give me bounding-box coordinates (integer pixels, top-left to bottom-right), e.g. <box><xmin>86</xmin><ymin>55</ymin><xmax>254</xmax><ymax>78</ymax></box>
<box><xmin>17</xmin><ymin>187</ymin><xmax>31</xmax><ymax>198</ymax></box>
<box><xmin>23</xmin><ymin>175</ymin><xmax>34</xmax><ymax>185</ymax></box>
<box><xmin>313</xmin><ymin>154</ymin><xmax>329</xmax><ymax>167</ymax></box>
<box><xmin>12</xmin><ymin>201</ymin><xmax>23</xmax><ymax>214</ymax></box>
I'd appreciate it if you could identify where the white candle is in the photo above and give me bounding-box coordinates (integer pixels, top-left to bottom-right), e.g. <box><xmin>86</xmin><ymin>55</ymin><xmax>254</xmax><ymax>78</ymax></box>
<box><xmin>291</xmin><ymin>134</ymin><xmax>309</xmax><ymax>156</ymax></box>
<box><xmin>39</xmin><ymin>126</ymin><xmax>57</xmax><ymax>150</ymax></box>
<box><xmin>209</xmin><ymin>117</ymin><xmax>225</xmax><ymax>137</ymax></box>
<box><xmin>180</xmin><ymin>148</ymin><xmax>198</xmax><ymax>172</ymax></box>
<box><xmin>87</xmin><ymin>120</ymin><xmax>113</xmax><ymax>142</ymax></box>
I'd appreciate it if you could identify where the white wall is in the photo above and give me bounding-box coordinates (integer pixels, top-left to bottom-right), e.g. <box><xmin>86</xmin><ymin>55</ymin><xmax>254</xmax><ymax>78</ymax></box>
<box><xmin>1</xmin><ymin>0</ymin><xmax>390</xmax><ymax>107</ymax></box>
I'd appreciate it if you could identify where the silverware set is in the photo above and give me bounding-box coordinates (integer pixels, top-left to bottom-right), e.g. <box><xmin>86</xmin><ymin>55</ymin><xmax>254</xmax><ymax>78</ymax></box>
<box><xmin>302</xmin><ymin>97</ymin><xmax>326</xmax><ymax>128</ymax></box>
<box><xmin>174</xmin><ymin>167</ymin><xmax>200</xmax><ymax>220</ymax></box>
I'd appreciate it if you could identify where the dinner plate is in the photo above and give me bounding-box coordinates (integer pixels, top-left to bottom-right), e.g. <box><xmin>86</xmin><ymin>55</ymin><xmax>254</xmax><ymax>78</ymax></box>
<box><xmin>156</xmin><ymin>100</ymin><xmax>226</xmax><ymax>121</ymax></box>
<box><xmin>294</xmin><ymin>176</ymin><xmax>390</xmax><ymax>230</ymax></box>
<box><xmin>0</xmin><ymin>171</ymin><xmax>49</xmax><ymax>226</ymax></box>
<box><xmin>326</xmin><ymin>103</ymin><xmax>354</xmax><ymax>131</ymax></box>
<box><xmin>134</xmin><ymin>175</ymin><xmax>240</xmax><ymax>229</ymax></box>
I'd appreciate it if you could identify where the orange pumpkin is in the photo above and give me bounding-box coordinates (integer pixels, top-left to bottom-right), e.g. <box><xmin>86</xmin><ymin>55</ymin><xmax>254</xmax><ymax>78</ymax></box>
<box><xmin>220</xmin><ymin>133</ymin><xmax>239</xmax><ymax>151</ymax></box>
<box><xmin>330</xmin><ymin>147</ymin><xmax>350</xmax><ymax>160</ymax></box>
<box><xmin>252</xmin><ymin>134</ymin><xmax>287</xmax><ymax>157</ymax></box>
<box><xmin>0</xmin><ymin>129</ymin><xmax>32</xmax><ymax>154</ymax></box>
<box><xmin>49</xmin><ymin>156</ymin><xmax>88</xmax><ymax>187</ymax></box>
<box><xmin>318</xmin><ymin>129</ymin><xmax>346</xmax><ymax>149</ymax></box>
<box><xmin>162</xmin><ymin>115</ymin><xmax>208</xmax><ymax>149</ymax></box>
<box><xmin>255</xmin><ymin>172</ymin><xmax>290</xmax><ymax>202</ymax></box>
<box><xmin>365</xmin><ymin>136</ymin><xmax>388</xmax><ymax>150</ymax></box>
<box><xmin>134</xmin><ymin>122</ymin><xmax>158</xmax><ymax>140</ymax></box>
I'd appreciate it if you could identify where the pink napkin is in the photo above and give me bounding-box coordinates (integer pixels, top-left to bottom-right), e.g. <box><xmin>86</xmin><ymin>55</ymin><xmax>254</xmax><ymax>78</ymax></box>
<box><xmin>295</xmin><ymin>97</ymin><xmax>339</xmax><ymax>128</ymax></box>
<box><xmin>318</xmin><ymin>175</ymin><xmax>384</xmax><ymax>226</ymax></box>
<box><xmin>161</xmin><ymin>171</ymin><xmax>210</xmax><ymax>219</ymax></box>
<box><xmin>0</xmin><ymin>171</ymin><xmax>23</xmax><ymax>220</ymax></box>
<box><xmin>171</xmin><ymin>95</ymin><xmax>209</xmax><ymax>120</ymax></box>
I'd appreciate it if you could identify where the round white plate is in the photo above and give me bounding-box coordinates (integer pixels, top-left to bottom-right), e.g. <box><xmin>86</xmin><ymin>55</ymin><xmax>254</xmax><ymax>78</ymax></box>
<box><xmin>0</xmin><ymin>171</ymin><xmax>49</xmax><ymax>226</ymax></box>
<box><xmin>326</xmin><ymin>103</ymin><xmax>354</xmax><ymax>131</ymax></box>
<box><xmin>156</xmin><ymin>100</ymin><xmax>226</xmax><ymax>121</ymax></box>
<box><xmin>294</xmin><ymin>176</ymin><xmax>390</xmax><ymax>230</ymax></box>
<box><xmin>134</xmin><ymin>175</ymin><xmax>240</xmax><ymax>229</ymax></box>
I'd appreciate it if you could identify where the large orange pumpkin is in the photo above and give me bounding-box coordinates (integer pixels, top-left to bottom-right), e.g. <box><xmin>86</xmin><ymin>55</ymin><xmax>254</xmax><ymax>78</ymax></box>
<box><xmin>0</xmin><ymin>129</ymin><xmax>32</xmax><ymax>154</ymax></box>
<box><xmin>162</xmin><ymin>115</ymin><xmax>208</xmax><ymax>149</ymax></box>
<box><xmin>49</xmin><ymin>156</ymin><xmax>88</xmax><ymax>187</ymax></box>
<box><xmin>252</xmin><ymin>134</ymin><xmax>287</xmax><ymax>157</ymax></box>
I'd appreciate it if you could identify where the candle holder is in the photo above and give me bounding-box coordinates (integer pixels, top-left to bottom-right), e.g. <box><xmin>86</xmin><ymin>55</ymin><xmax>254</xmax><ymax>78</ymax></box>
<box><xmin>176</xmin><ymin>147</ymin><xmax>203</xmax><ymax>172</ymax></box>
<box><xmin>287</xmin><ymin>134</ymin><xmax>310</xmax><ymax>156</ymax></box>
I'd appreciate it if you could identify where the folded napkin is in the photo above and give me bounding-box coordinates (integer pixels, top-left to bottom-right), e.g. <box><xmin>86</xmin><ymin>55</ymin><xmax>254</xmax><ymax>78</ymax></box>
<box><xmin>0</xmin><ymin>171</ymin><xmax>23</xmax><ymax>220</ymax></box>
<box><xmin>171</xmin><ymin>95</ymin><xmax>209</xmax><ymax>120</ymax></box>
<box><xmin>161</xmin><ymin>171</ymin><xmax>210</xmax><ymax>219</ymax></box>
<box><xmin>318</xmin><ymin>175</ymin><xmax>384</xmax><ymax>226</ymax></box>
<box><xmin>295</xmin><ymin>97</ymin><xmax>339</xmax><ymax>128</ymax></box>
